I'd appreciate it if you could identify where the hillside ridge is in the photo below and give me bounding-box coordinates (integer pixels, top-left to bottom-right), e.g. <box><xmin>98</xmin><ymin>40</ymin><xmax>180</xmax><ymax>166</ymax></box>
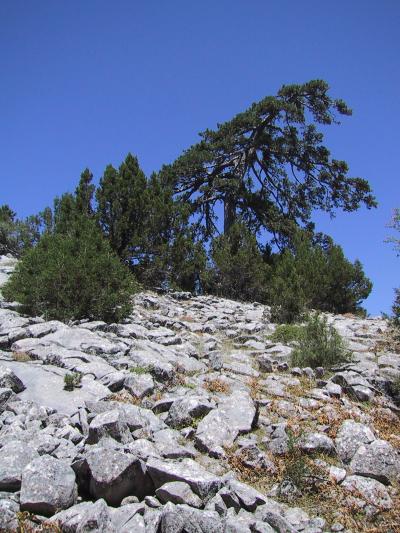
<box><xmin>0</xmin><ymin>255</ymin><xmax>399</xmax><ymax>532</ymax></box>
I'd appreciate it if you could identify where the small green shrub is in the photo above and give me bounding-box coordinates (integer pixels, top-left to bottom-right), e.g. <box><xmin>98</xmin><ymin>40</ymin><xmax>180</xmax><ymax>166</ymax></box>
<box><xmin>64</xmin><ymin>372</ymin><xmax>82</xmax><ymax>391</ymax></box>
<box><xmin>269</xmin><ymin>324</ymin><xmax>304</xmax><ymax>344</ymax></box>
<box><xmin>291</xmin><ymin>314</ymin><xmax>351</xmax><ymax>369</ymax></box>
<box><xmin>2</xmin><ymin>217</ymin><xmax>138</xmax><ymax>322</ymax></box>
<box><xmin>130</xmin><ymin>365</ymin><xmax>152</xmax><ymax>375</ymax></box>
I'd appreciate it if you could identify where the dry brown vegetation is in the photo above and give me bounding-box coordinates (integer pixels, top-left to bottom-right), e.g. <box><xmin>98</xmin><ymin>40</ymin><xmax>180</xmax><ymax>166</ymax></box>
<box><xmin>106</xmin><ymin>390</ymin><xmax>141</xmax><ymax>405</ymax></box>
<box><xmin>12</xmin><ymin>351</ymin><xmax>32</xmax><ymax>362</ymax></box>
<box><xmin>203</xmin><ymin>377</ymin><xmax>231</xmax><ymax>394</ymax></box>
<box><xmin>14</xmin><ymin>511</ymin><xmax>62</xmax><ymax>532</ymax></box>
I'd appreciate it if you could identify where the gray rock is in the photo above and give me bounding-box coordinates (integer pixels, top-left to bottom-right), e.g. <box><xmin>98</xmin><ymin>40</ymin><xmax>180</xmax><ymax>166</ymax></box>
<box><xmin>42</xmin><ymin>326</ymin><xmax>127</xmax><ymax>356</ymax></box>
<box><xmin>208</xmin><ymin>352</ymin><xmax>224</xmax><ymax>371</ymax></box>
<box><xmin>166</xmin><ymin>396</ymin><xmax>214</xmax><ymax>428</ymax></box>
<box><xmin>160</xmin><ymin>502</ymin><xmax>223</xmax><ymax>533</ymax></box>
<box><xmin>0</xmin><ymin>360</ymin><xmax>109</xmax><ymax>415</ymax></box>
<box><xmin>331</xmin><ymin>371</ymin><xmax>374</xmax><ymax>401</ymax></box>
<box><xmin>0</xmin><ymin>366</ymin><xmax>25</xmax><ymax>392</ymax></box>
<box><xmin>0</xmin><ymin>440</ymin><xmax>39</xmax><ymax>490</ymax></box>
<box><xmin>0</xmin><ymin>497</ymin><xmax>19</xmax><ymax>531</ymax></box>
<box><xmin>50</xmin><ymin>498</ymin><xmax>115</xmax><ymax>532</ymax></box>
<box><xmin>349</xmin><ymin>439</ymin><xmax>400</xmax><ymax>484</ymax></box>
<box><xmin>335</xmin><ymin>420</ymin><xmax>375</xmax><ymax>463</ymax></box>
<box><xmin>195</xmin><ymin>392</ymin><xmax>256</xmax><ymax>457</ymax></box>
<box><xmin>156</xmin><ymin>481</ymin><xmax>203</xmax><ymax>508</ymax></box>
<box><xmin>341</xmin><ymin>475</ymin><xmax>392</xmax><ymax>510</ymax></box>
<box><xmin>83</xmin><ymin>445</ymin><xmax>153</xmax><ymax>505</ymax></box>
<box><xmin>87</xmin><ymin>408</ymin><xmax>131</xmax><ymax>444</ymax></box>
<box><xmin>0</xmin><ymin>386</ymin><xmax>15</xmax><ymax>412</ymax></box>
<box><xmin>224</xmin><ymin>479</ymin><xmax>267</xmax><ymax>512</ymax></box>
<box><xmin>85</xmin><ymin>400</ymin><xmax>166</xmax><ymax>435</ymax></box>
<box><xmin>257</xmin><ymin>355</ymin><xmax>274</xmax><ymax>373</ymax></box>
<box><xmin>124</xmin><ymin>373</ymin><xmax>154</xmax><ymax>398</ymax></box>
<box><xmin>20</xmin><ymin>455</ymin><xmax>77</xmax><ymax>516</ymax></box>
<box><xmin>297</xmin><ymin>432</ymin><xmax>335</xmax><ymax>454</ymax></box>
<box><xmin>146</xmin><ymin>457</ymin><xmax>222</xmax><ymax>500</ymax></box>
<box><xmin>153</xmin><ymin>428</ymin><xmax>196</xmax><ymax>460</ymax></box>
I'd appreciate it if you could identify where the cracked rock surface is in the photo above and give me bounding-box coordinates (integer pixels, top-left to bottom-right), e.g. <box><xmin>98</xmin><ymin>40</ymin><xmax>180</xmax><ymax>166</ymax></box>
<box><xmin>0</xmin><ymin>254</ymin><xmax>400</xmax><ymax>532</ymax></box>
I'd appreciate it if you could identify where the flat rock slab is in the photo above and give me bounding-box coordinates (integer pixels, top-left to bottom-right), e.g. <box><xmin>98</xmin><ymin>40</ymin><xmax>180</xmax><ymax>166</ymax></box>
<box><xmin>20</xmin><ymin>455</ymin><xmax>77</xmax><ymax>516</ymax></box>
<box><xmin>0</xmin><ymin>360</ymin><xmax>109</xmax><ymax>415</ymax></box>
<box><xmin>42</xmin><ymin>327</ymin><xmax>127</xmax><ymax>355</ymax></box>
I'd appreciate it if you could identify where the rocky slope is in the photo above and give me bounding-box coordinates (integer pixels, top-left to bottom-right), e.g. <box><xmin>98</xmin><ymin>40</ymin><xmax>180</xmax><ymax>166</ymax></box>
<box><xmin>0</xmin><ymin>254</ymin><xmax>399</xmax><ymax>532</ymax></box>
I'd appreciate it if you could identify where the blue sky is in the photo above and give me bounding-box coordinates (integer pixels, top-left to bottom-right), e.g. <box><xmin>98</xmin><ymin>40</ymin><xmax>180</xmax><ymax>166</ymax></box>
<box><xmin>1</xmin><ymin>1</ymin><xmax>399</xmax><ymax>315</ymax></box>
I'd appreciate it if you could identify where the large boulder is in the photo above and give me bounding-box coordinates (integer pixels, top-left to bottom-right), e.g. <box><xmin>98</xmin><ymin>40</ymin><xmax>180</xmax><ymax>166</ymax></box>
<box><xmin>341</xmin><ymin>475</ymin><xmax>393</xmax><ymax>511</ymax></box>
<box><xmin>0</xmin><ymin>440</ymin><xmax>39</xmax><ymax>490</ymax></box>
<box><xmin>81</xmin><ymin>445</ymin><xmax>154</xmax><ymax>505</ymax></box>
<box><xmin>195</xmin><ymin>392</ymin><xmax>257</xmax><ymax>457</ymax></box>
<box><xmin>20</xmin><ymin>455</ymin><xmax>78</xmax><ymax>516</ymax></box>
<box><xmin>0</xmin><ymin>497</ymin><xmax>19</xmax><ymax>531</ymax></box>
<box><xmin>349</xmin><ymin>439</ymin><xmax>400</xmax><ymax>484</ymax></box>
<box><xmin>159</xmin><ymin>502</ymin><xmax>223</xmax><ymax>533</ymax></box>
<box><xmin>335</xmin><ymin>420</ymin><xmax>375</xmax><ymax>463</ymax></box>
<box><xmin>87</xmin><ymin>409</ymin><xmax>131</xmax><ymax>444</ymax></box>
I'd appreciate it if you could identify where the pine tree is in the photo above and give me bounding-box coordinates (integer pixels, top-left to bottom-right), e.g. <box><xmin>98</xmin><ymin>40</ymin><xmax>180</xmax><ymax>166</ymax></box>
<box><xmin>96</xmin><ymin>154</ymin><xmax>149</xmax><ymax>263</ymax></box>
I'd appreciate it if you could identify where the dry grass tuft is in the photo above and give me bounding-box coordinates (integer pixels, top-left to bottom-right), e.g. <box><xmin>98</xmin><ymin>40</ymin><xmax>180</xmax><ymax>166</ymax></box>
<box><xmin>203</xmin><ymin>377</ymin><xmax>231</xmax><ymax>394</ymax></box>
<box><xmin>247</xmin><ymin>376</ymin><xmax>262</xmax><ymax>400</ymax></box>
<box><xmin>14</xmin><ymin>511</ymin><xmax>62</xmax><ymax>532</ymax></box>
<box><xmin>363</xmin><ymin>406</ymin><xmax>400</xmax><ymax>449</ymax></box>
<box><xmin>12</xmin><ymin>351</ymin><xmax>32</xmax><ymax>362</ymax></box>
<box><xmin>286</xmin><ymin>376</ymin><xmax>315</xmax><ymax>398</ymax></box>
<box><xmin>106</xmin><ymin>390</ymin><xmax>141</xmax><ymax>405</ymax></box>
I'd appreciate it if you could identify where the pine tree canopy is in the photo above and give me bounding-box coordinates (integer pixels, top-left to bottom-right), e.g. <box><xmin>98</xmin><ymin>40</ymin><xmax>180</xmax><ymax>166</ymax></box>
<box><xmin>166</xmin><ymin>80</ymin><xmax>376</xmax><ymax>244</ymax></box>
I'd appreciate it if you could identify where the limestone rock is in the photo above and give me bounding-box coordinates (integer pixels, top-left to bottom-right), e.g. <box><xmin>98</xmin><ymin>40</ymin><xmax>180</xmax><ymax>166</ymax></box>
<box><xmin>0</xmin><ymin>366</ymin><xmax>25</xmax><ymax>392</ymax></box>
<box><xmin>87</xmin><ymin>408</ymin><xmax>131</xmax><ymax>444</ymax></box>
<box><xmin>124</xmin><ymin>372</ymin><xmax>154</xmax><ymax>398</ymax></box>
<box><xmin>335</xmin><ymin>420</ymin><xmax>375</xmax><ymax>463</ymax></box>
<box><xmin>82</xmin><ymin>445</ymin><xmax>153</xmax><ymax>505</ymax></box>
<box><xmin>146</xmin><ymin>457</ymin><xmax>222</xmax><ymax>500</ymax></box>
<box><xmin>341</xmin><ymin>475</ymin><xmax>392</xmax><ymax>510</ymax></box>
<box><xmin>20</xmin><ymin>455</ymin><xmax>77</xmax><ymax>516</ymax></box>
<box><xmin>349</xmin><ymin>439</ymin><xmax>400</xmax><ymax>484</ymax></box>
<box><xmin>195</xmin><ymin>392</ymin><xmax>256</xmax><ymax>457</ymax></box>
<box><xmin>50</xmin><ymin>498</ymin><xmax>115</xmax><ymax>532</ymax></box>
<box><xmin>156</xmin><ymin>481</ymin><xmax>203</xmax><ymax>508</ymax></box>
<box><xmin>0</xmin><ymin>440</ymin><xmax>39</xmax><ymax>490</ymax></box>
<box><xmin>297</xmin><ymin>432</ymin><xmax>335</xmax><ymax>454</ymax></box>
<box><xmin>166</xmin><ymin>396</ymin><xmax>214</xmax><ymax>429</ymax></box>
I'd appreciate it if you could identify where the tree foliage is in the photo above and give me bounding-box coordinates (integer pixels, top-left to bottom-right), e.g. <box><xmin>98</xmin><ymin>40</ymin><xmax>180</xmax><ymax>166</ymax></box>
<box><xmin>2</xmin><ymin>80</ymin><xmax>375</xmax><ymax>320</ymax></box>
<box><xmin>2</xmin><ymin>216</ymin><xmax>137</xmax><ymax>322</ymax></box>
<box><xmin>268</xmin><ymin>232</ymin><xmax>372</xmax><ymax>322</ymax></box>
<box><xmin>96</xmin><ymin>154</ymin><xmax>149</xmax><ymax>263</ymax></box>
<box><xmin>209</xmin><ymin>222</ymin><xmax>269</xmax><ymax>302</ymax></box>
<box><xmin>167</xmin><ymin>80</ymin><xmax>376</xmax><ymax>243</ymax></box>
